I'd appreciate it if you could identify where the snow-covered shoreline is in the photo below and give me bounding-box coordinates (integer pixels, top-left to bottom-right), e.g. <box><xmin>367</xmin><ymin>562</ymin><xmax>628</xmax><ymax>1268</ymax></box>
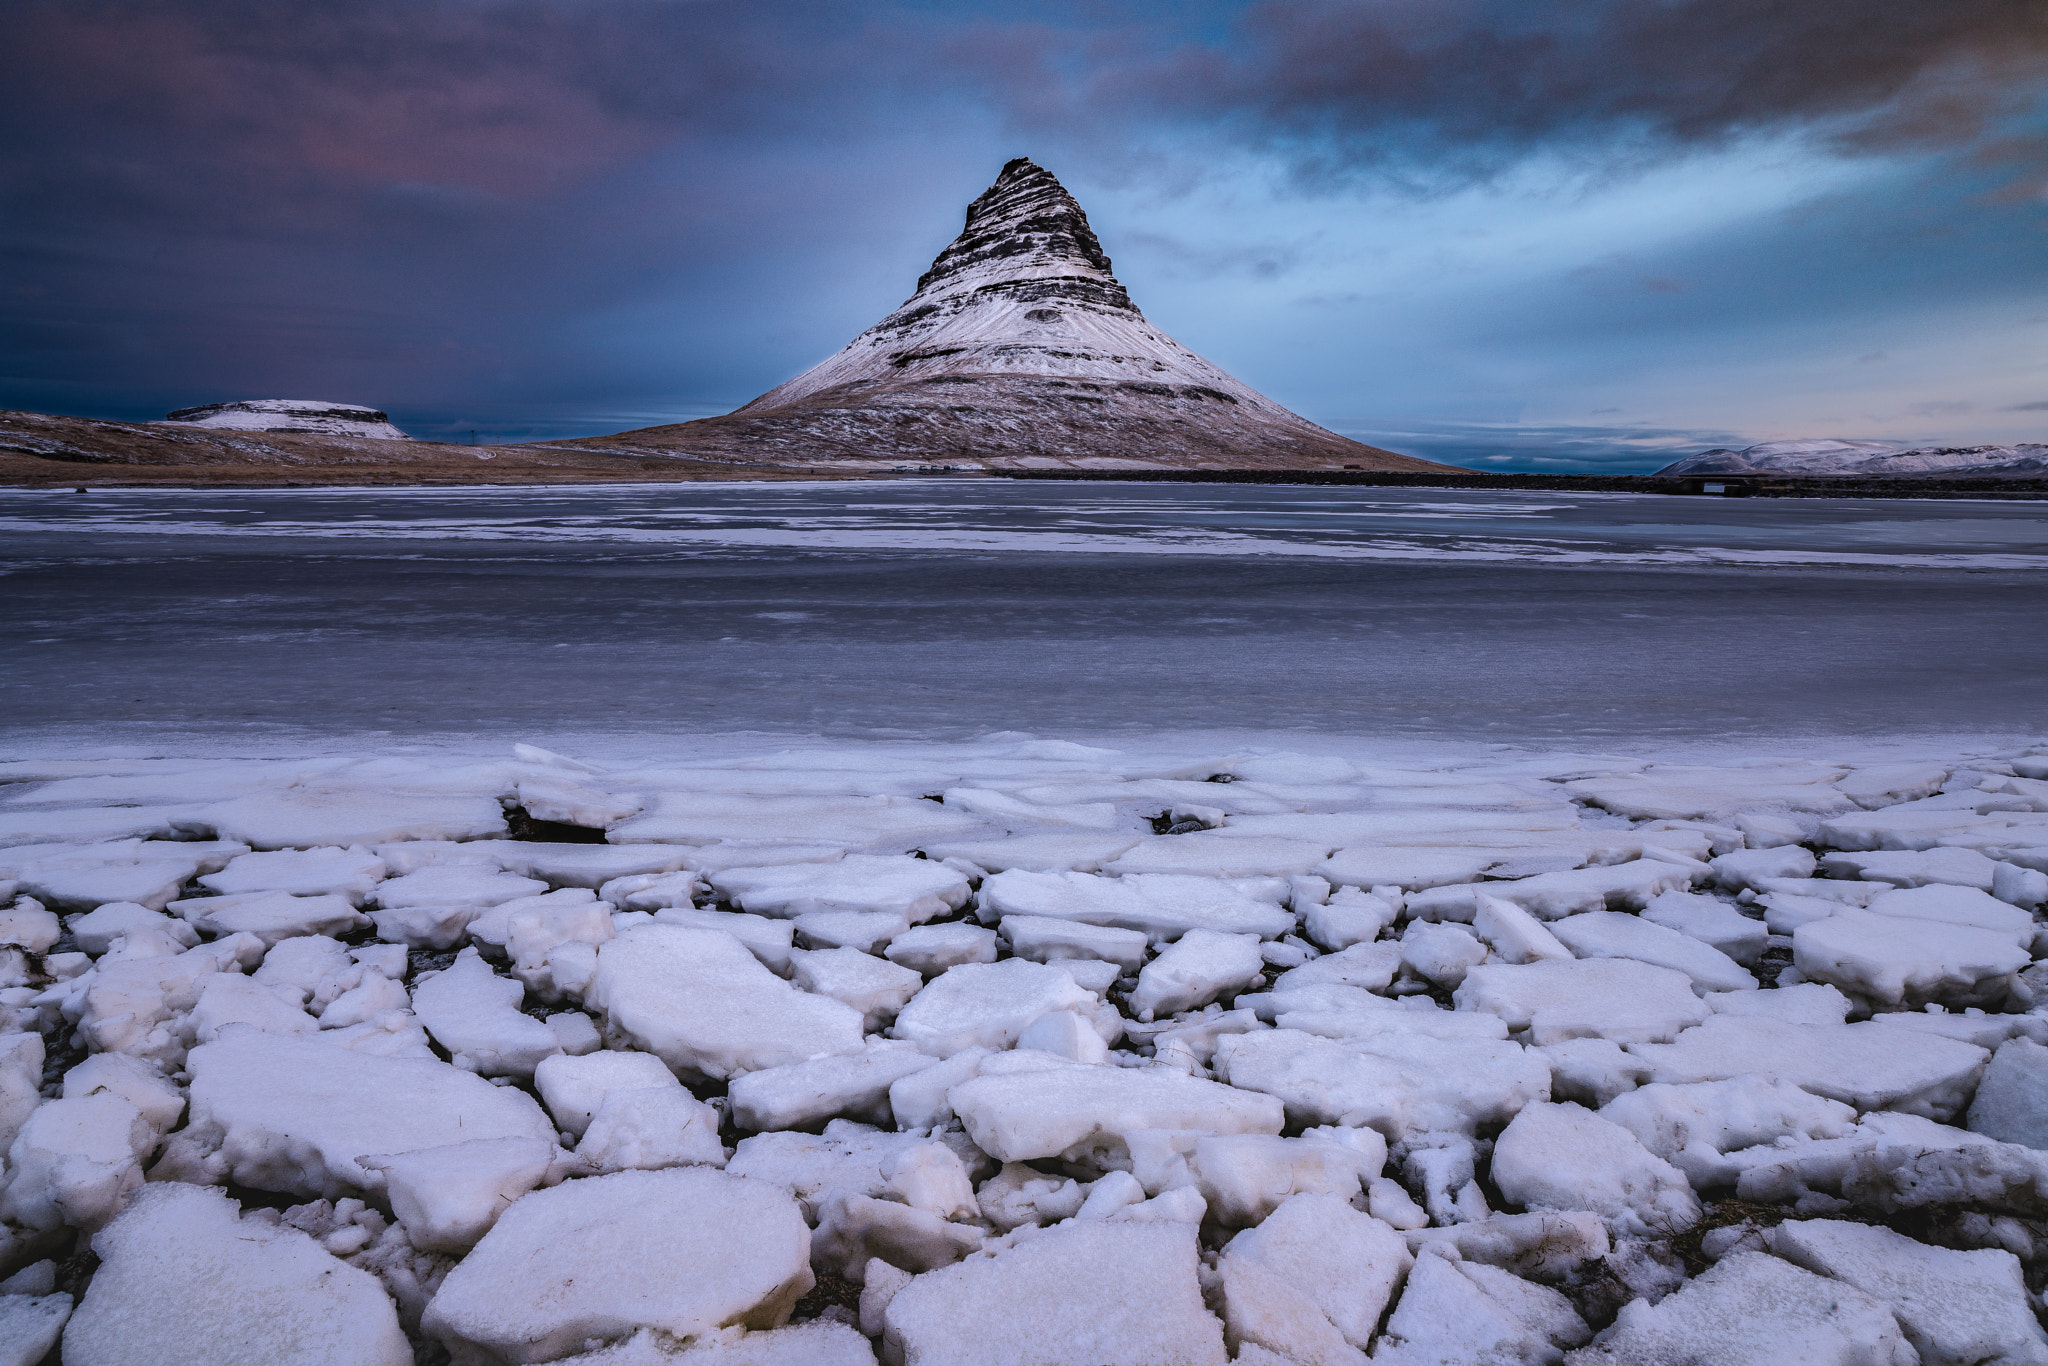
<box><xmin>3</xmin><ymin>731</ymin><xmax>2047</xmax><ymax>1362</ymax></box>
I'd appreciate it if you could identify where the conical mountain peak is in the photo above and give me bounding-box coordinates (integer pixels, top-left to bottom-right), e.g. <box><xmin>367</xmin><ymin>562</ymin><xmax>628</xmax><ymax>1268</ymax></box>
<box><xmin>575</xmin><ymin>159</ymin><xmax>1453</xmax><ymax>473</ymax></box>
<box><xmin>908</xmin><ymin>158</ymin><xmax>1134</xmax><ymax>315</ymax></box>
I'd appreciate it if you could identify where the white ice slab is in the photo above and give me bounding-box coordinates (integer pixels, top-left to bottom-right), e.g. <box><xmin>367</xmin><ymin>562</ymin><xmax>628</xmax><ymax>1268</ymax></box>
<box><xmin>585</xmin><ymin>926</ymin><xmax>865</xmax><ymax>1080</ymax></box>
<box><xmin>1626</xmin><ymin>1015</ymin><xmax>1989</xmax><ymax>1120</ymax></box>
<box><xmin>979</xmin><ymin>869</ymin><xmax>1293</xmax><ymax>942</ymax></box>
<box><xmin>890</xmin><ymin>958</ymin><xmax>1101</xmax><ymax>1056</ymax></box>
<box><xmin>950</xmin><ymin>1059</ymin><xmax>1283</xmax><ymax>1162</ymax></box>
<box><xmin>1491</xmin><ymin>1101</ymin><xmax>1698</xmax><ymax>1236</ymax></box>
<box><xmin>422</xmin><ymin>1168</ymin><xmax>814</xmax><ymax>1365</ymax></box>
<box><xmin>709</xmin><ymin>855</ymin><xmax>969</xmax><ymax>922</ymax></box>
<box><xmin>159</xmin><ymin>1027</ymin><xmax>557</xmax><ymax>1198</ymax></box>
<box><xmin>1455</xmin><ymin>959</ymin><xmax>1708</xmax><ymax>1045</ymax></box>
<box><xmin>880</xmin><ymin>1220</ymin><xmax>1226</xmax><ymax>1366</ymax></box>
<box><xmin>1550</xmin><ymin>910</ymin><xmax>1756</xmax><ymax>992</ymax></box>
<box><xmin>63</xmin><ymin>1183</ymin><xmax>409</xmax><ymax>1366</ymax></box>
<box><xmin>206</xmin><ymin>788</ymin><xmax>507</xmax><ymax>849</ymax></box>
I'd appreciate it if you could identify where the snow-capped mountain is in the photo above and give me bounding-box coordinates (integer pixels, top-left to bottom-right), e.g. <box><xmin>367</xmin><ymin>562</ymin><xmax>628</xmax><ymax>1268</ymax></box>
<box><xmin>1660</xmin><ymin>438</ymin><xmax>2047</xmax><ymax>477</ymax></box>
<box><xmin>573</xmin><ymin>159</ymin><xmax>1453</xmax><ymax>471</ymax></box>
<box><xmin>160</xmin><ymin>400</ymin><xmax>410</xmax><ymax>440</ymax></box>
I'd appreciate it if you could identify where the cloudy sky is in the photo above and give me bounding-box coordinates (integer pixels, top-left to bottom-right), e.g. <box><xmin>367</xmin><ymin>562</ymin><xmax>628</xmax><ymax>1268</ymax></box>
<box><xmin>5</xmin><ymin>0</ymin><xmax>2045</xmax><ymax>469</ymax></box>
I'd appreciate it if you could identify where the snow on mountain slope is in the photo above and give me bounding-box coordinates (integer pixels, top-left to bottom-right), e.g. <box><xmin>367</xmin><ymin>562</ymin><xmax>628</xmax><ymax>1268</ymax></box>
<box><xmin>1660</xmin><ymin>439</ymin><xmax>2048</xmax><ymax>477</ymax></box>
<box><xmin>159</xmin><ymin>400</ymin><xmax>411</xmax><ymax>441</ymax></box>
<box><xmin>570</xmin><ymin>159</ymin><xmax>1454</xmax><ymax>472</ymax></box>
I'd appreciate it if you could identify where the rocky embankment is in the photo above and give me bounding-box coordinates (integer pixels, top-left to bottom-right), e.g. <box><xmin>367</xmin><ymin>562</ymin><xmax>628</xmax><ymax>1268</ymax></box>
<box><xmin>2</xmin><ymin>738</ymin><xmax>2048</xmax><ymax>1363</ymax></box>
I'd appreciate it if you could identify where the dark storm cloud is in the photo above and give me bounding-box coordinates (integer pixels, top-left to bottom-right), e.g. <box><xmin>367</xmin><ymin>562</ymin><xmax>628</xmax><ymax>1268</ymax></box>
<box><xmin>1073</xmin><ymin>0</ymin><xmax>2048</xmax><ymax>180</ymax></box>
<box><xmin>4</xmin><ymin>0</ymin><xmax>2046</xmax><ymax>450</ymax></box>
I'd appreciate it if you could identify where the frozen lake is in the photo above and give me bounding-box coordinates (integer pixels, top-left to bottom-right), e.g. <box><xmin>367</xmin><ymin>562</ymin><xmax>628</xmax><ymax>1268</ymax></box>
<box><xmin>2</xmin><ymin>479</ymin><xmax>2044</xmax><ymax>746</ymax></box>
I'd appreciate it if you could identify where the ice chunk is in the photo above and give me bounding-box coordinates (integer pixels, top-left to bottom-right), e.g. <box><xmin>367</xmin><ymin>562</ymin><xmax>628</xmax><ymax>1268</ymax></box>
<box><xmin>1302</xmin><ymin>888</ymin><xmax>1398</xmax><ymax>951</ymax></box>
<box><xmin>1455</xmin><ymin>959</ymin><xmax>1708</xmax><ymax>1045</ymax></box>
<box><xmin>1794</xmin><ymin>910</ymin><xmax>2030</xmax><ymax>1007</ymax></box>
<box><xmin>78</xmin><ymin>934</ymin><xmax>264</xmax><ymax>1065</ymax></box>
<box><xmin>199</xmin><ymin>845</ymin><xmax>387</xmax><ymax>904</ymax></box>
<box><xmin>921</xmin><ymin>830</ymin><xmax>1141</xmax><ymax>873</ymax></box>
<box><xmin>1641</xmin><ymin>890</ymin><xmax>1767</xmax><ymax>966</ymax></box>
<box><xmin>651</xmin><ymin>907</ymin><xmax>794</xmax><ymax>975</ymax></box>
<box><xmin>1107</xmin><ymin>832</ymin><xmax>1331</xmax><ymax>878</ymax></box>
<box><xmin>1598</xmin><ymin>1077</ymin><xmax>1858</xmax><ymax>1188</ymax></box>
<box><xmin>710</xmin><ymin>855</ymin><xmax>969</xmax><ymax>923</ymax></box>
<box><xmin>0</xmin><ymin>1292</ymin><xmax>71</xmax><ymax>1366</ymax></box>
<box><xmin>1194</xmin><ymin>1131</ymin><xmax>1382</xmax><ymax>1226</ymax></box>
<box><xmin>791</xmin><ymin>909</ymin><xmax>912</xmax><ymax>954</ymax></box>
<box><xmin>728</xmin><ymin>1039</ymin><xmax>937</xmax><ymax>1131</ymax></box>
<box><xmin>552</xmin><ymin>1321</ymin><xmax>876</xmax><ymax>1365</ymax></box>
<box><xmin>1709</xmin><ymin>844</ymin><xmax>1816</xmax><ymax>890</ymax></box>
<box><xmin>792</xmin><ymin>948</ymin><xmax>924</xmax><ymax>1031</ymax></box>
<box><xmin>1566</xmin><ymin>764</ymin><xmax>1854</xmax><ymax>819</ymax></box>
<box><xmin>515</xmin><ymin>774</ymin><xmax>640</xmax><ymax>828</ymax></box>
<box><xmin>159</xmin><ymin>1027</ymin><xmax>556</xmax><ymax>1198</ymax></box>
<box><xmin>206</xmin><ymin>788</ymin><xmax>507</xmax><ymax>849</ymax></box>
<box><xmin>412</xmin><ymin>947</ymin><xmax>562</xmax><ymax>1077</ymax></box>
<box><xmin>728</xmin><ymin>1121</ymin><xmax>937</xmax><ymax>1220</ymax></box>
<box><xmin>186</xmin><ymin>972</ymin><xmax>319</xmax><ymax>1044</ymax></box>
<box><xmin>490</xmin><ymin>842</ymin><xmax>692</xmax><ymax>889</ymax></box>
<box><xmin>1491</xmin><ymin>1102</ymin><xmax>1699</xmax><ymax>1236</ymax></box>
<box><xmin>611</xmin><ymin>792</ymin><xmax>977</xmax><ymax>846</ymax></box>
<box><xmin>534</xmin><ymin>1049</ymin><xmax>678</xmax><ymax>1137</ymax></box>
<box><xmin>63</xmin><ymin>1183</ymin><xmax>409</xmax><ymax>1366</ymax></box>
<box><xmin>1017</xmin><ymin>1009</ymin><xmax>1110</xmax><ymax>1064</ymax></box>
<box><xmin>884</xmin><ymin>922</ymin><xmax>998</xmax><ymax>975</ymax></box>
<box><xmin>423</xmin><ymin>1168</ymin><xmax>814</xmax><ymax>1365</ymax></box>
<box><xmin>1221</xmin><ymin>1192</ymin><xmax>1408</xmax><ymax>1352</ymax></box>
<box><xmin>64</xmin><ymin>901</ymin><xmax>198</xmax><ymax>956</ymax></box>
<box><xmin>0</xmin><ymin>900</ymin><xmax>59</xmax><ymax>953</ymax></box>
<box><xmin>812</xmin><ymin>1190</ymin><xmax>984</xmax><ymax>1280</ymax></box>
<box><xmin>1000</xmin><ymin>915</ymin><xmax>1148</xmax><ymax>971</ymax></box>
<box><xmin>1968</xmin><ymin>1038</ymin><xmax>2048</xmax><ymax>1149</ymax></box>
<box><xmin>18</xmin><ymin>856</ymin><xmax>200</xmax><ymax>913</ymax></box>
<box><xmin>1270</xmin><ymin>939</ymin><xmax>1402</xmax><ymax>994</ymax></box>
<box><xmin>1471</xmin><ymin>893</ymin><xmax>1572</xmax><ymax>964</ymax></box>
<box><xmin>599</xmin><ymin>869</ymin><xmax>700</xmax><ymax>911</ymax></box>
<box><xmin>586</xmin><ymin>926</ymin><xmax>865</xmax><ymax>1080</ymax></box>
<box><xmin>1400</xmin><ymin>921</ymin><xmax>1488</xmax><ymax>989</ymax></box>
<box><xmin>1537</xmin><ymin>1038</ymin><xmax>1653</xmax><ymax>1107</ymax></box>
<box><xmin>1563</xmin><ymin>1250</ymin><xmax>1912</xmax><ymax>1366</ymax></box>
<box><xmin>1407</xmin><ymin>859</ymin><xmax>1698</xmax><ymax>922</ymax></box>
<box><xmin>60</xmin><ymin>1052</ymin><xmax>183</xmax><ymax>1135</ymax></box>
<box><xmin>168</xmin><ymin>890</ymin><xmax>368</xmax><ymax>945</ymax></box>
<box><xmin>950</xmin><ymin>1061</ymin><xmax>1283</xmax><ymax>1162</ymax></box>
<box><xmin>1372</xmin><ymin>1250</ymin><xmax>1589</xmax><ymax>1366</ymax></box>
<box><xmin>373</xmin><ymin>863</ymin><xmax>546</xmax><ymax>912</ymax></box>
<box><xmin>1212</xmin><ymin>1027</ymin><xmax>1548</xmax><ymax>1140</ymax></box>
<box><xmin>505</xmin><ymin>894</ymin><xmax>615</xmax><ymax>1000</ymax></box>
<box><xmin>979</xmin><ymin>869</ymin><xmax>1293</xmax><ymax>942</ymax></box>
<box><xmin>1708</xmin><ymin>981</ymin><xmax>1849</xmax><ymax>1024</ymax></box>
<box><xmin>575</xmin><ymin>1086</ymin><xmax>728</xmax><ymax>1174</ymax></box>
<box><xmin>1321</xmin><ymin>845</ymin><xmax>1527</xmax><ymax>891</ymax></box>
<box><xmin>880</xmin><ymin>1220</ymin><xmax>1226</xmax><ymax>1366</ymax></box>
<box><xmin>890</xmin><ymin>958</ymin><xmax>1099</xmax><ymax>1056</ymax></box>
<box><xmin>881</xmin><ymin>1042</ymin><xmax>990</xmax><ymax>1130</ymax></box>
<box><xmin>0</xmin><ymin>1093</ymin><xmax>151</xmax><ymax>1231</ymax></box>
<box><xmin>1821</xmin><ymin>846</ymin><xmax>1999</xmax><ymax>891</ymax></box>
<box><xmin>1730</xmin><ymin>1111</ymin><xmax>1999</xmax><ymax>1204</ymax></box>
<box><xmin>1769</xmin><ymin>1218</ymin><xmax>2048</xmax><ymax>1366</ymax></box>
<box><xmin>1402</xmin><ymin>1211</ymin><xmax>1609</xmax><ymax>1280</ymax></box>
<box><xmin>1863</xmin><ymin>882</ymin><xmax>2037</xmax><ymax>943</ymax></box>
<box><xmin>941</xmin><ymin>785</ymin><xmax>1121</xmax><ymax>829</ymax></box>
<box><xmin>1550</xmin><ymin>910</ymin><xmax>1756</xmax><ymax>992</ymax></box>
<box><xmin>1626</xmin><ymin>1015</ymin><xmax>1988</xmax><ymax>1120</ymax></box>
<box><xmin>1129</xmin><ymin>929</ymin><xmax>1262</xmax><ymax>1021</ymax></box>
<box><xmin>357</xmin><ymin>1136</ymin><xmax>555</xmax><ymax>1252</ymax></box>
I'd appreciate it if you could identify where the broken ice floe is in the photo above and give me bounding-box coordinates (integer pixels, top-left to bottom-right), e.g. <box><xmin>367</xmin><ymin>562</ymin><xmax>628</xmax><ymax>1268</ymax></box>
<box><xmin>3</xmin><ymin>739</ymin><xmax>2048</xmax><ymax>1362</ymax></box>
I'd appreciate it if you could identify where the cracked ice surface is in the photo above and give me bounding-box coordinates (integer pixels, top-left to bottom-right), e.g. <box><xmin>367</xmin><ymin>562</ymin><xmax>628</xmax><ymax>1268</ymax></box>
<box><xmin>2</xmin><ymin>733</ymin><xmax>2048</xmax><ymax>1364</ymax></box>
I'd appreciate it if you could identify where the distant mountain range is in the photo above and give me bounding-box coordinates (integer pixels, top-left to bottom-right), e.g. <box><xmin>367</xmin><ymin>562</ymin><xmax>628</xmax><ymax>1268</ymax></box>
<box><xmin>1658</xmin><ymin>439</ymin><xmax>2048</xmax><ymax>477</ymax></box>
